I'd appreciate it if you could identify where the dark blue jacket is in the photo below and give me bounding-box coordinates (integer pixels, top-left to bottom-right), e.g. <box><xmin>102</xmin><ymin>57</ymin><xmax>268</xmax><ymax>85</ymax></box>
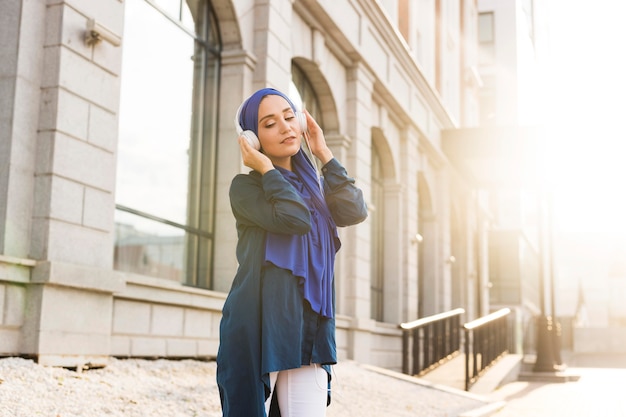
<box><xmin>217</xmin><ymin>158</ymin><xmax>367</xmax><ymax>416</ymax></box>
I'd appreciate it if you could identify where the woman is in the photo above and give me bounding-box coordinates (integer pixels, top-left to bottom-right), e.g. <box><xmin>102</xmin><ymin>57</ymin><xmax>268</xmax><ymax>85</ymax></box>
<box><xmin>217</xmin><ymin>88</ymin><xmax>367</xmax><ymax>417</ymax></box>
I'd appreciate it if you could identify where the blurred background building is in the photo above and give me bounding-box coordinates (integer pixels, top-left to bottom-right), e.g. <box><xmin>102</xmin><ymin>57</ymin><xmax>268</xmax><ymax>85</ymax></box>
<box><xmin>1</xmin><ymin>0</ymin><xmax>621</xmax><ymax>370</ymax></box>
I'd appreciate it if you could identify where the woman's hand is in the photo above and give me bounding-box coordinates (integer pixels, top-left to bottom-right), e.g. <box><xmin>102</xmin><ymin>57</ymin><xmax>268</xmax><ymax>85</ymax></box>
<box><xmin>303</xmin><ymin>109</ymin><xmax>333</xmax><ymax>165</ymax></box>
<box><xmin>238</xmin><ymin>136</ymin><xmax>274</xmax><ymax>174</ymax></box>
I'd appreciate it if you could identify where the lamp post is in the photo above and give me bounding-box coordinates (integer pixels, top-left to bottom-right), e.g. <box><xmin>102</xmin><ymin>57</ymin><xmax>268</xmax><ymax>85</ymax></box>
<box><xmin>532</xmin><ymin>188</ymin><xmax>558</xmax><ymax>372</ymax></box>
<box><xmin>547</xmin><ymin>190</ymin><xmax>564</xmax><ymax>368</ymax></box>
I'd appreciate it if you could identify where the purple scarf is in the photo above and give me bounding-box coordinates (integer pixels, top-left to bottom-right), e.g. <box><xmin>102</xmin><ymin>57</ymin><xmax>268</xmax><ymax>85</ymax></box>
<box><xmin>265</xmin><ymin>150</ymin><xmax>341</xmax><ymax>318</ymax></box>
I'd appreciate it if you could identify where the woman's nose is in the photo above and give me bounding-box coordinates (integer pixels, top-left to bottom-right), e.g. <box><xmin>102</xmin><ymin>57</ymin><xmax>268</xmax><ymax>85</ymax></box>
<box><xmin>278</xmin><ymin>118</ymin><xmax>291</xmax><ymax>132</ymax></box>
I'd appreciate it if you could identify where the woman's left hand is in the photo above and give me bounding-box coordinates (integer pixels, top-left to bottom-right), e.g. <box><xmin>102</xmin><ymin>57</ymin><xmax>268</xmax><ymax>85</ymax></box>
<box><xmin>303</xmin><ymin>109</ymin><xmax>333</xmax><ymax>165</ymax></box>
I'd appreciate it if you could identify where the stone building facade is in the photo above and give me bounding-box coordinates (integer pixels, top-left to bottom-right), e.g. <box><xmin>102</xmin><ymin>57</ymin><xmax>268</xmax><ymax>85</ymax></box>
<box><xmin>0</xmin><ymin>0</ymin><xmax>490</xmax><ymax>369</ymax></box>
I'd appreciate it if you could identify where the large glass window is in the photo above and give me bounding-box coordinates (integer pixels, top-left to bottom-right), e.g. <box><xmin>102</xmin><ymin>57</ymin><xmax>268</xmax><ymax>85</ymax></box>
<box><xmin>114</xmin><ymin>0</ymin><xmax>220</xmax><ymax>288</ymax></box>
<box><xmin>290</xmin><ymin>63</ymin><xmax>324</xmax><ymax>171</ymax></box>
<box><xmin>478</xmin><ymin>12</ymin><xmax>495</xmax><ymax>65</ymax></box>
<box><xmin>370</xmin><ymin>149</ymin><xmax>384</xmax><ymax>321</ymax></box>
<box><xmin>290</xmin><ymin>63</ymin><xmax>322</xmax><ymax>123</ymax></box>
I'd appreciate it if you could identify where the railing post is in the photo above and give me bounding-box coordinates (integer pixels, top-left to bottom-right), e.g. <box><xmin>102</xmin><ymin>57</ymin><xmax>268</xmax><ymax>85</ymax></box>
<box><xmin>413</xmin><ymin>328</ymin><xmax>420</xmax><ymax>375</ymax></box>
<box><xmin>463</xmin><ymin>308</ymin><xmax>511</xmax><ymax>391</ymax></box>
<box><xmin>399</xmin><ymin>308</ymin><xmax>465</xmax><ymax>377</ymax></box>
<box><xmin>402</xmin><ymin>330</ymin><xmax>409</xmax><ymax>375</ymax></box>
<box><xmin>464</xmin><ymin>327</ymin><xmax>470</xmax><ymax>391</ymax></box>
<box><xmin>424</xmin><ymin>324</ymin><xmax>431</xmax><ymax>370</ymax></box>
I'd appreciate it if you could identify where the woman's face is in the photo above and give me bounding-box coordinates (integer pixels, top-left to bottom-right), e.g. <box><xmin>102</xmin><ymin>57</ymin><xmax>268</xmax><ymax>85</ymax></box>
<box><xmin>257</xmin><ymin>95</ymin><xmax>302</xmax><ymax>167</ymax></box>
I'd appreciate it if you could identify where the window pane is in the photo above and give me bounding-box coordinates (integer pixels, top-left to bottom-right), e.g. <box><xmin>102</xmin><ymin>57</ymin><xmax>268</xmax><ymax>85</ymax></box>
<box><xmin>114</xmin><ymin>210</ymin><xmax>186</xmax><ymax>281</ymax></box>
<box><xmin>370</xmin><ymin>150</ymin><xmax>384</xmax><ymax>321</ymax></box>
<box><xmin>478</xmin><ymin>12</ymin><xmax>494</xmax><ymax>43</ymax></box>
<box><xmin>291</xmin><ymin>64</ymin><xmax>322</xmax><ymax>124</ymax></box>
<box><xmin>117</xmin><ymin>0</ymin><xmax>194</xmax><ymax>225</ymax></box>
<box><xmin>116</xmin><ymin>0</ymin><xmax>198</xmax><ymax>283</ymax></box>
<box><xmin>153</xmin><ymin>0</ymin><xmax>181</xmax><ymax>20</ymax></box>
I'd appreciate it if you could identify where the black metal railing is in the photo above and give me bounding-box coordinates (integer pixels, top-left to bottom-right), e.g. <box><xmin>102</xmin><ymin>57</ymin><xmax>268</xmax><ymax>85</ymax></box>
<box><xmin>399</xmin><ymin>308</ymin><xmax>465</xmax><ymax>376</ymax></box>
<box><xmin>463</xmin><ymin>308</ymin><xmax>511</xmax><ymax>391</ymax></box>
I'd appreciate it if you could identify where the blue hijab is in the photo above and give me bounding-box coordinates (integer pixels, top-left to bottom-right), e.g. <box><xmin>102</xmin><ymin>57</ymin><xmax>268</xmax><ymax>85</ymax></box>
<box><xmin>239</xmin><ymin>88</ymin><xmax>340</xmax><ymax>318</ymax></box>
<box><xmin>238</xmin><ymin>88</ymin><xmax>295</xmax><ymax>137</ymax></box>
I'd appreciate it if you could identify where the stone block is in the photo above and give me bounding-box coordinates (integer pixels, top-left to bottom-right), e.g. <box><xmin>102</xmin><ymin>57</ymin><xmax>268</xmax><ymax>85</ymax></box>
<box><xmin>83</xmin><ymin>187</ymin><xmax>114</xmax><ymax>232</ymax></box>
<box><xmin>56</xmin><ymin>89</ymin><xmax>90</xmax><ymax>139</ymax></box>
<box><xmin>184</xmin><ymin>308</ymin><xmax>212</xmax><ymax>338</ymax></box>
<box><xmin>44</xmin><ymin>4</ymin><xmax>63</xmax><ymax>47</ymax></box>
<box><xmin>38</xmin><ymin>87</ymin><xmax>90</xmax><ymax>140</ymax></box>
<box><xmin>34</xmin><ymin>131</ymin><xmax>54</xmax><ymax>175</ymax></box>
<box><xmin>0</xmin><ymin>284</ymin><xmax>5</xmax><ymax>323</ymax></box>
<box><xmin>0</xmin><ymin>328</ymin><xmax>20</xmax><ymax>354</ymax></box>
<box><xmin>11</xmin><ymin>79</ymin><xmax>40</xmax><ymax>161</ymax></box>
<box><xmin>0</xmin><ymin>0</ymin><xmax>19</xmax><ymax>77</ymax></box>
<box><xmin>15</xmin><ymin>0</ymin><xmax>46</xmax><ymax>84</ymax></box>
<box><xmin>4</xmin><ymin>284</ymin><xmax>26</xmax><ymax>326</ymax></box>
<box><xmin>37</xmin><ymin>329</ymin><xmax>110</xmax><ymax>356</ymax></box>
<box><xmin>41</xmin><ymin>47</ymin><xmax>61</xmax><ymax>88</ymax></box>
<box><xmin>197</xmin><ymin>339</ymin><xmax>219</xmax><ymax>358</ymax></box>
<box><xmin>3</xmin><ymin>168</ymin><xmax>35</xmax><ymax>257</ymax></box>
<box><xmin>166</xmin><ymin>338</ymin><xmax>197</xmax><ymax>357</ymax></box>
<box><xmin>0</xmin><ymin>79</ymin><xmax>16</xmax><ymax>128</ymax></box>
<box><xmin>87</xmin><ymin>105</ymin><xmax>118</xmax><ymax>152</ymax></box>
<box><xmin>37</xmin><ymin>88</ymin><xmax>58</xmax><ymax>134</ymax></box>
<box><xmin>112</xmin><ymin>299</ymin><xmax>151</xmax><ymax>335</ymax></box>
<box><xmin>28</xmin><ymin>217</ymin><xmax>48</xmax><ymax>260</ymax></box>
<box><xmin>58</xmin><ymin>47</ymin><xmax>120</xmax><ymax>111</ymax></box>
<box><xmin>210</xmin><ymin>312</ymin><xmax>222</xmax><ymax>338</ymax></box>
<box><xmin>92</xmin><ymin>33</ymin><xmax>123</xmax><ymax>76</ymax></box>
<box><xmin>34</xmin><ymin>175</ymin><xmax>83</xmax><ymax>225</ymax></box>
<box><xmin>57</xmin><ymin>4</ymin><xmax>92</xmax><ymax>59</ymax></box>
<box><xmin>68</xmin><ymin>0</ymin><xmax>125</xmax><ymax>34</ymax></box>
<box><xmin>33</xmin><ymin>261</ymin><xmax>124</xmax><ymax>294</ymax></box>
<box><xmin>51</xmin><ymin>133</ymin><xmax>115</xmax><ymax>191</ymax></box>
<box><xmin>38</xmin><ymin>285</ymin><xmax>112</xmax><ymax>334</ymax></box>
<box><xmin>45</xmin><ymin>220</ymin><xmax>113</xmax><ymax>268</ymax></box>
<box><xmin>151</xmin><ymin>304</ymin><xmax>184</xmax><ymax>336</ymax></box>
<box><xmin>131</xmin><ymin>336</ymin><xmax>166</xmax><ymax>357</ymax></box>
<box><xmin>110</xmin><ymin>335</ymin><xmax>131</xmax><ymax>357</ymax></box>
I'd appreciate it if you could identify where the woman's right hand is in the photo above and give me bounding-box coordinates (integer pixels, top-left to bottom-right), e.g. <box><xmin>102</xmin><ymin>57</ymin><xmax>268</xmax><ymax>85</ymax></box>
<box><xmin>238</xmin><ymin>136</ymin><xmax>274</xmax><ymax>174</ymax></box>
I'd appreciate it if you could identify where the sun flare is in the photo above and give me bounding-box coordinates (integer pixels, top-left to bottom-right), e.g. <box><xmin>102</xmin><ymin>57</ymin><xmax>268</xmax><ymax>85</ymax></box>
<box><xmin>540</xmin><ymin>0</ymin><xmax>626</xmax><ymax>234</ymax></box>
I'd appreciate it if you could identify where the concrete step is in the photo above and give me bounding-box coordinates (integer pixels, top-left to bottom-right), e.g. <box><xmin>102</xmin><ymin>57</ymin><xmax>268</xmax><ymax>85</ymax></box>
<box><xmin>418</xmin><ymin>353</ymin><xmax>524</xmax><ymax>394</ymax></box>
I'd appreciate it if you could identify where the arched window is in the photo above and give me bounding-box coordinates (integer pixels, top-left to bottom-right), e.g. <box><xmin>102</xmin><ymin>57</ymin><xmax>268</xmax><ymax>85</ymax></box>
<box><xmin>371</xmin><ymin>148</ymin><xmax>384</xmax><ymax>321</ymax></box>
<box><xmin>290</xmin><ymin>63</ymin><xmax>324</xmax><ymax>172</ymax></box>
<box><xmin>290</xmin><ymin>63</ymin><xmax>322</xmax><ymax>125</ymax></box>
<box><xmin>114</xmin><ymin>0</ymin><xmax>221</xmax><ymax>289</ymax></box>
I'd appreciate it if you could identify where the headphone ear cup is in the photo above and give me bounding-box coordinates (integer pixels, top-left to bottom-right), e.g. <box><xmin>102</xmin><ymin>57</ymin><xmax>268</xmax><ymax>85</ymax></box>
<box><xmin>240</xmin><ymin>130</ymin><xmax>260</xmax><ymax>150</ymax></box>
<box><xmin>296</xmin><ymin>111</ymin><xmax>308</xmax><ymax>133</ymax></box>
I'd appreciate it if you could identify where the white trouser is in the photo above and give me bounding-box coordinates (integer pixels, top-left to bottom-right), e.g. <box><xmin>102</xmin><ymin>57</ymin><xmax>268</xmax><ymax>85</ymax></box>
<box><xmin>264</xmin><ymin>365</ymin><xmax>328</xmax><ymax>417</ymax></box>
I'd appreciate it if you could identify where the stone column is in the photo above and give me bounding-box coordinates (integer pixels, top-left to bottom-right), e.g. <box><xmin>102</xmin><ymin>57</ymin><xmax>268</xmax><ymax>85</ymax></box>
<box><xmin>22</xmin><ymin>0</ymin><xmax>125</xmax><ymax>367</ymax></box>
<box><xmin>251</xmin><ymin>0</ymin><xmax>294</xmax><ymax>91</ymax></box>
<box><xmin>401</xmin><ymin>127</ymin><xmax>420</xmax><ymax>322</ymax></box>
<box><xmin>343</xmin><ymin>62</ymin><xmax>375</xmax><ymax>363</ymax></box>
<box><xmin>0</xmin><ymin>0</ymin><xmax>44</xmax><ymax>357</ymax></box>
<box><xmin>213</xmin><ymin>48</ymin><xmax>257</xmax><ymax>293</ymax></box>
<box><xmin>0</xmin><ymin>0</ymin><xmax>43</xmax><ymax>258</ymax></box>
<box><xmin>382</xmin><ymin>182</ymin><xmax>404</xmax><ymax>324</ymax></box>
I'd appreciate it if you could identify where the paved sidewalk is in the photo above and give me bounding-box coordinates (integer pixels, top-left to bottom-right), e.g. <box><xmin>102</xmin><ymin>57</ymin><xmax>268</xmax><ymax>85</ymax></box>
<box><xmin>486</xmin><ymin>353</ymin><xmax>626</xmax><ymax>417</ymax></box>
<box><xmin>0</xmin><ymin>356</ymin><xmax>496</xmax><ymax>417</ymax></box>
<box><xmin>3</xmin><ymin>353</ymin><xmax>624</xmax><ymax>416</ymax></box>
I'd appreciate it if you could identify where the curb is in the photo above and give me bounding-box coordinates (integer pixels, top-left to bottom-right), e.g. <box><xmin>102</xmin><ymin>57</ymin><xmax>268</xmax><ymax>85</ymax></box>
<box><xmin>459</xmin><ymin>401</ymin><xmax>507</xmax><ymax>417</ymax></box>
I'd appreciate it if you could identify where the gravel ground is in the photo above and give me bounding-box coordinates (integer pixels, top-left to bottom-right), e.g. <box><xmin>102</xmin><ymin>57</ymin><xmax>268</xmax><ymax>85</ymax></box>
<box><xmin>0</xmin><ymin>357</ymin><xmax>488</xmax><ymax>417</ymax></box>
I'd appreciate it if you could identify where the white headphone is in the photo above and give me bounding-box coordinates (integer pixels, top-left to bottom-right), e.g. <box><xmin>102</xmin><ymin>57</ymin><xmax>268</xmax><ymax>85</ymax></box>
<box><xmin>234</xmin><ymin>101</ymin><xmax>308</xmax><ymax>150</ymax></box>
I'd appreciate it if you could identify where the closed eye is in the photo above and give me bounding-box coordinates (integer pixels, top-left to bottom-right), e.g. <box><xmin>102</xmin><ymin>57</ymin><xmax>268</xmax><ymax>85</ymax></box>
<box><xmin>259</xmin><ymin>107</ymin><xmax>295</xmax><ymax>128</ymax></box>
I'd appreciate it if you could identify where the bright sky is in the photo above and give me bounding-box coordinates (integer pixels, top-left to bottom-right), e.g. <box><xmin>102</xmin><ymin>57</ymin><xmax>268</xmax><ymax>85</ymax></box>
<box><xmin>542</xmin><ymin>0</ymin><xmax>626</xmax><ymax>234</ymax></box>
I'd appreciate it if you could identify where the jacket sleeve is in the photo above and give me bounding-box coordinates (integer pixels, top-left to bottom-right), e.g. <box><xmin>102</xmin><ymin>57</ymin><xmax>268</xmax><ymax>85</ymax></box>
<box><xmin>230</xmin><ymin>169</ymin><xmax>312</xmax><ymax>235</ymax></box>
<box><xmin>321</xmin><ymin>158</ymin><xmax>368</xmax><ymax>227</ymax></box>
